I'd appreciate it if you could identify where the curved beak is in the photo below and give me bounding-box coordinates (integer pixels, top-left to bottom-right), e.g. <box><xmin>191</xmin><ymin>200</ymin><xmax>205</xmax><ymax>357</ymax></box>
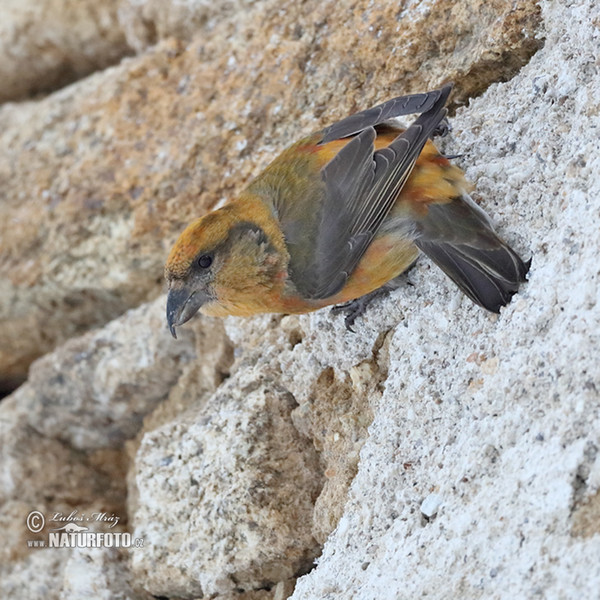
<box><xmin>166</xmin><ymin>282</ymin><xmax>209</xmax><ymax>339</ymax></box>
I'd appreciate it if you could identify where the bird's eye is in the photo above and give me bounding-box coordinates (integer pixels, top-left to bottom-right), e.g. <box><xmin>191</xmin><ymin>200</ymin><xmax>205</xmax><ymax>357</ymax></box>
<box><xmin>198</xmin><ymin>254</ymin><xmax>213</xmax><ymax>269</ymax></box>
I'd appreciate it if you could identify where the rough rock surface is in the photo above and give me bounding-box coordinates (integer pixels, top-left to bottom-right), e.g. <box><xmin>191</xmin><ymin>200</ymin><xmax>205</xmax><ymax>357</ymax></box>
<box><xmin>288</xmin><ymin>1</ymin><xmax>600</xmax><ymax>598</ymax></box>
<box><xmin>0</xmin><ymin>0</ymin><xmax>131</xmax><ymax>102</ymax></box>
<box><xmin>0</xmin><ymin>0</ymin><xmax>541</xmax><ymax>389</ymax></box>
<box><xmin>16</xmin><ymin>296</ymin><xmax>196</xmax><ymax>450</ymax></box>
<box><xmin>0</xmin><ymin>403</ymin><xmax>131</xmax><ymax>597</ymax></box>
<box><xmin>59</xmin><ymin>547</ymin><xmax>154</xmax><ymax>600</ymax></box>
<box><xmin>130</xmin><ymin>362</ymin><xmax>323</xmax><ymax>597</ymax></box>
<box><xmin>117</xmin><ymin>0</ymin><xmax>255</xmax><ymax>52</ymax></box>
<box><xmin>2</xmin><ymin>0</ymin><xmax>599</xmax><ymax>599</ymax></box>
<box><xmin>0</xmin><ymin>296</ymin><xmax>199</xmax><ymax>598</ymax></box>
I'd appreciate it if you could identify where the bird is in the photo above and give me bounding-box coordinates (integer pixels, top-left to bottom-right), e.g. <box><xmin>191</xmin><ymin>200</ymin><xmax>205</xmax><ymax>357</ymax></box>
<box><xmin>165</xmin><ymin>83</ymin><xmax>530</xmax><ymax>338</ymax></box>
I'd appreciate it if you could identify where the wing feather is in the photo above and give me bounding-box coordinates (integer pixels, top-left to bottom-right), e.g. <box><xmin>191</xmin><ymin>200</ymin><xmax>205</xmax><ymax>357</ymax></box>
<box><xmin>320</xmin><ymin>87</ymin><xmax>450</xmax><ymax>144</ymax></box>
<box><xmin>295</xmin><ymin>84</ymin><xmax>453</xmax><ymax>299</ymax></box>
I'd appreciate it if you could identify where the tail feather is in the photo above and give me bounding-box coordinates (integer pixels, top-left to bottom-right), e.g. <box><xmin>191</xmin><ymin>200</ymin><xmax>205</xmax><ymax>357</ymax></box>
<box><xmin>414</xmin><ymin>196</ymin><xmax>530</xmax><ymax>312</ymax></box>
<box><xmin>415</xmin><ymin>239</ymin><xmax>530</xmax><ymax>312</ymax></box>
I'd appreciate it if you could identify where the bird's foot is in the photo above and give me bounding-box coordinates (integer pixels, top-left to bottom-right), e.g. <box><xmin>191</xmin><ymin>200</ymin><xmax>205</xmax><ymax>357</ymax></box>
<box><xmin>331</xmin><ymin>262</ymin><xmax>419</xmax><ymax>331</ymax></box>
<box><xmin>331</xmin><ymin>287</ymin><xmax>390</xmax><ymax>332</ymax></box>
<box><xmin>432</xmin><ymin>117</ymin><xmax>451</xmax><ymax>138</ymax></box>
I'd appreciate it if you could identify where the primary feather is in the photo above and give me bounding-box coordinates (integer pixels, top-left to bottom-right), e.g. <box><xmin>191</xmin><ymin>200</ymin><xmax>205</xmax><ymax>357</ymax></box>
<box><xmin>280</xmin><ymin>84</ymin><xmax>453</xmax><ymax>299</ymax></box>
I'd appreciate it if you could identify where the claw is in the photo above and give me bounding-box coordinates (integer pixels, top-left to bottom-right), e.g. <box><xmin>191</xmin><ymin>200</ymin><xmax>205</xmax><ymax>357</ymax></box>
<box><xmin>345</xmin><ymin>316</ymin><xmax>356</xmax><ymax>333</ymax></box>
<box><xmin>331</xmin><ymin>287</ymin><xmax>390</xmax><ymax>331</ymax></box>
<box><xmin>432</xmin><ymin>117</ymin><xmax>451</xmax><ymax>138</ymax></box>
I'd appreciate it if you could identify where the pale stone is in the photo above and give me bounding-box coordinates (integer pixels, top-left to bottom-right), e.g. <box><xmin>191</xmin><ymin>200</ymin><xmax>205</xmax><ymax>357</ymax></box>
<box><xmin>291</xmin><ymin>1</ymin><xmax>600</xmax><ymax>598</ymax></box>
<box><xmin>16</xmin><ymin>296</ymin><xmax>196</xmax><ymax>451</ymax></box>
<box><xmin>0</xmin><ymin>298</ymin><xmax>229</xmax><ymax>598</ymax></box>
<box><xmin>0</xmin><ymin>0</ymin><xmax>130</xmax><ymax>102</ymax></box>
<box><xmin>420</xmin><ymin>493</ymin><xmax>443</xmax><ymax>519</ymax></box>
<box><xmin>0</xmin><ymin>404</ymin><xmax>129</xmax><ymax>598</ymax></box>
<box><xmin>60</xmin><ymin>547</ymin><xmax>153</xmax><ymax>600</ymax></box>
<box><xmin>118</xmin><ymin>0</ymin><xmax>255</xmax><ymax>51</ymax></box>
<box><xmin>130</xmin><ymin>364</ymin><xmax>323</xmax><ymax>597</ymax></box>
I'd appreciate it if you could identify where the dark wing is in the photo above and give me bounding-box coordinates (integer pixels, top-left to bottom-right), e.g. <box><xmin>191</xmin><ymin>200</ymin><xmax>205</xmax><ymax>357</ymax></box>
<box><xmin>414</xmin><ymin>195</ymin><xmax>530</xmax><ymax>312</ymax></box>
<box><xmin>293</xmin><ymin>84</ymin><xmax>453</xmax><ymax>300</ymax></box>
<box><xmin>320</xmin><ymin>86</ymin><xmax>452</xmax><ymax>144</ymax></box>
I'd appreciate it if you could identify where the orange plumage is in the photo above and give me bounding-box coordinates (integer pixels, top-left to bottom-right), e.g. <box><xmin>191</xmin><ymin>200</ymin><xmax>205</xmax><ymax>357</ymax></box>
<box><xmin>165</xmin><ymin>84</ymin><xmax>529</xmax><ymax>336</ymax></box>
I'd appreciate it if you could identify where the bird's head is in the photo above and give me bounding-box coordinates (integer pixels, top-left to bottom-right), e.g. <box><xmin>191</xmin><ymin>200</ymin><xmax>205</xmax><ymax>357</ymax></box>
<box><xmin>165</xmin><ymin>204</ymin><xmax>287</xmax><ymax>337</ymax></box>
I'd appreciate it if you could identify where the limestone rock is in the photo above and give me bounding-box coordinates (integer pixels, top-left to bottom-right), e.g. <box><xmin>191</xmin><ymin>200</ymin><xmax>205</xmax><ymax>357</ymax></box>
<box><xmin>118</xmin><ymin>0</ymin><xmax>254</xmax><ymax>52</ymax></box>
<box><xmin>223</xmin><ymin>314</ymin><xmax>392</xmax><ymax>546</ymax></box>
<box><xmin>17</xmin><ymin>296</ymin><xmax>196</xmax><ymax>451</ymax></box>
<box><xmin>0</xmin><ymin>296</ymin><xmax>231</xmax><ymax>598</ymax></box>
<box><xmin>0</xmin><ymin>402</ymin><xmax>129</xmax><ymax>597</ymax></box>
<box><xmin>0</xmin><ymin>0</ymin><xmax>541</xmax><ymax>389</ymax></box>
<box><xmin>7</xmin><ymin>0</ymin><xmax>600</xmax><ymax>598</ymax></box>
<box><xmin>130</xmin><ymin>364</ymin><xmax>323</xmax><ymax>598</ymax></box>
<box><xmin>60</xmin><ymin>548</ymin><xmax>154</xmax><ymax>600</ymax></box>
<box><xmin>0</xmin><ymin>0</ymin><xmax>131</xmax><ymax>102</ymax></box>
<box><xmin>126</xmin><ymin>311</ymin><xmax>385</xmax><ymax>597</ymax></box>
<box><xmin>290</xmin><ymin>1</ymin><xmax>600</xmax><ymax>598</ymax></box>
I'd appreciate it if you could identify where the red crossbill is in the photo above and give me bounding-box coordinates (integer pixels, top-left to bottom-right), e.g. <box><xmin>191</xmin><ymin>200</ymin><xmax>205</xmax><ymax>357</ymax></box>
<box><xmin>165</xmin><ymin>83</ymin><xmax>529</xmax><ymax>337</ymax></box>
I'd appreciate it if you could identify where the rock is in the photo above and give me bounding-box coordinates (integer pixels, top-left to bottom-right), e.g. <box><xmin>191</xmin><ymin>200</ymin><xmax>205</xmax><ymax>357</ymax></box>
<box><xmin>0</xmin><ymin>0</ymin><xmax>541</xmax><ymax>389</ymax></box>
<box><xmin>420</xmin><ymin>493</ymin><xmax>443</xmax><ymax>519</ymax></box>
<box><xmin>118</xmin><ymin>0</ymin><xmax>254</xmax><ymax>52</ymax></box>
<box><xmin>5</xmin><ymin>0</ymin><xmax>599</xmax><ymax>598</ymax></box>
<box><xmin>126</xmin><ymin>312</ymin><xmax>380</xmax><ymax>596</ymax></box>
<box><xmin>0</xmin><ymin>401</ymin><xmax>129</xmax><ymax>597</ymax></box>
<box><xmin>289</xmin><ymin>361</ymin><xmax>379</xmax><ymax>544</ymax></box>
<box><xmin>16</xmin><ymin>296</ymin><xmax>197</xmax><ymax>451</ymax></box>
<box><xmin>60</xmin><ymin>547</ymin><xmax>154</xmax><ymax>600</ymax></box>
<box><xmin>0</xmin><ymin>0</ymin><xmax>131</xmax><ymax>102</ymax></box>
<box><xmin>291</xmin><ymin>1</ymin><xmax>600</xmax><ymax>598</ymax></box>
<box><xmin>0</xmin><ymin>296</ymin><xmax>231</xmax><ymax>598</ymax></box>
<box><xmin>130</xmin><ymin>363</ymin><xmax>323</xmax><ymax>598</ymax></box>
<box><xmin>0</xmin><ymin>41</ymin><xmax>199</xmax><ymax>389</ymax></box>
<box><xmin>224</xmin><ymin>314</ymin><xmax>394</xmax><ymax>546</ymax></box>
